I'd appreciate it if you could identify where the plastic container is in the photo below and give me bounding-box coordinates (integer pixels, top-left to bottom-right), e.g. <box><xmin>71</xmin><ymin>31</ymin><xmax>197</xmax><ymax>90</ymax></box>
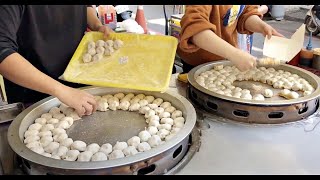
<box><xmin>97</xmin><ymin>5</ymin><xmax>117</xmax><ymax>30</ymax></box>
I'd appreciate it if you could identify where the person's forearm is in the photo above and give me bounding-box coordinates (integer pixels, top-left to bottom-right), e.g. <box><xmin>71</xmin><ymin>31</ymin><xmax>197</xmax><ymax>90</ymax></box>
<box><xmin>0</xmin><ymin>53</ymin><xmax>66</xmax><ymax>98</ymax></box>
<box><xmin>87</xmin><ymin>6</ymin><xmax>103</xmax><ymax>31</ymax></box>
<box><xmin>244</xmin><ymin>15</ymin><xmax>267</xmax><ymax>34</ymax></box>
<box><xmin>191</xmin><ymin>30</ymin><xmax>240</xmax><ymax>60</ymax></box>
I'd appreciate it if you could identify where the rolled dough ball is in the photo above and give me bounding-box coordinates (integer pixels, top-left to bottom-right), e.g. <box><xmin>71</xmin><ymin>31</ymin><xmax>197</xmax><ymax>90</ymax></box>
<box><xmin>52</xmin><ymin>128</ymin><xmax>66</xmax><ymax>136</ymax></box>
<box><xmin>24</xmin><ymin>135</ymin><xmax>40</xmax><ymax>144</ymax></box>
<box><xmin>41</xmin><ymin>113</ymin><xmax>53</xmax><ymax>120</ymax></box>
<box><xmin>24</xmin><ymin>130</ymin><xmax>39</xmax><ymax>138</ymax></box>
<box><xmin>55</xmin><ymin>120</ymin><xmax>70</xmax><ymax>129</ymax></box>
<box><xmin>105</xmin><ymin>40</ymin><xmax>114</xmax><ymax>47</ymax></box>
<box><xmin>137</xmin><ymin>142</ymin><xmax>151</xmax><ymax>152</ymax></box>
<box><xmin>28</xmin><ymin>123</ymin><xmax>43</xmax><ymax>131</ymax></box>
<box><xmin>108</xmin><ymin>150</ymin><xmax>125</xmax><ymax>160</ymax></box>
<box><xmin>129</xmin><ymin>103</ymin><xmax>141</xmax><ymax>111</ymax></box>
<box><xmin>88</xmin><ymin>41</ymin><xmax>96</xmax><ymax>49</ymax></box>
<box><xmin>35</xmin><ymin>118</ymin><xmax>47</xmax><ymax>125</ymax></box>
<box><xmin>113</xmin><ymin>39</ymin><xmax>124</xmax><ymax>50</ymax></box>
<box><xmin>119</xmin><ymin>101</ymin><xmax>130</xmax><ymax>111</ymax></box>
<box><xmin>241</xmin><ymin>93</ymin><xmax>252</xmax><ymax>100</ymax></box>
<box><xmin>60</xmin><ymin>138</ymin><xmax>74</xmax><ymax>148</ymax></box>
<box><xmin>52</xmin><ymin>146</ymin><xmax>68</xmax><ymax>157</ymax></box>
<box><xmin>147</xmin><ymin>126</ymin><xmax>158</xmax><ymax>135</ymax></box>
<box><xmin>67</xmin><ymin>111</ymin><xmax>81</xmax><ymax>121</ymax></box>
<box><xmin>292</xmin><ymin>82</ymin><xmax>303</xmax><ymax>91</ymax></box>
<box><xmin>96</xmin><ymin>40</ymin><xmax>105</xmax><ymax>47</ymax></box>
<box><xmin>147</xmin><ymin>103</ymin><xmax>158</xmax><ymax>110</ymax></box>
<box><xmin>147</xmin><ymin>135</ymin><xmax>161</xmax><ymax>148</ymax></box>
<box><xmin>44</xmin><ymin>142</ymin><xmax>60</xmax><ymax>153</ymax></box>
<box><xmin>108</xmin><ymin>97</ymin><xmax>119</xmax><ymax>111</ymax></box>
<box><xmin>97</xmin><ymin>98</ymin><xmax>109</xmax><ymax>111</ymax></box>
<box><xmin>139</xmin><ymin>106</ymin><xmax>151</xmax><ymax>114</ymax></box>
<box><xmin>93</xmin><ymin>53</ymin><xmax>103</xmax><ymax>61</ymax></box>
<box><xmin>123</xmin><ymin>146</ymin><xmax>138</xmax><ymax>157</ymax></box>
<box><xmin>102</xmin><ymin>94</ymin><xmax>114</xmax><ymax>100</ymax></box>
<box><xmin>40</xmin><ymin>124</ymin><xmax>54</xmax><ymax>132</ymax></box>
<box><xmin>138</xmin><ymin>99</ymin><xmax>149</xmax><ymax>107</ymax></box>
<box><xmin>173</xmin><ymin>117</ymin><xmax>185</xmax><ymax>124</ymax></box>
<box><xmin>139</xmin><ymin>130</ymin><xmax>151</xmax><ymax>142</ymax></box>
<box><xmin>159</xmin><ymin>112</ymin><xmax>170</xmax><ymax>119</ymax></box>
<box><xmin>157</xmin><ymin>129</ymin><xmax>170</xmax><ymax>139</ymax></box>
<box><xmin>59</xmin><ymin>103</ymin><xmax>69</xmax><ymax>113</ymax></box>
<box><xmin>165</xmin><ymin>106</ymin><xmax>176</xmax><ymax>113</ymax></box>
<box><xmin>91</xmin><ymin>152</ymin><xmax>108</xmax><ymax>161</ymax></box>
<box><xmin>113</xmin><ymin>141</ymin><xmax>128</xmax><ymax>151</ymax></box>
<box><xmin>96</xmin><ymin>46</ymin><xmax>105</xmax><ymax>54</ymax></box>
<box><xmin>82</xmin><ymin>53</ymin><xmax>92</xmax><ymax>63</ymax></box>
<box><xmin>135</xmin><ymin>94</ymin><xmax>145</xmax><ymax>99</ymax></box>
<box><xmin>149</xmin><ymin>120</ymin><xmax>160</xmax><ymax>127</ymax></box>
<box><xmin>160</xmin><ymin>118</ymin><xmax>174</xmax><ymax>125</ymax></box>
<box><xmin>158</xmin><ymin>124</ymin><xmax>172</xmax><ymax>131</ymax></box>
<box><xmin>145</xmin><ymin>110</ymin><xmax>156</xmax><ymax>119</ymax></box>
<box><xmin>130</xmin><ymin>97</ymin><xmax>140</xmax><ymax>104</ymax></box>
<box><xmin>53</xmin><ymin>113</ymin><xmax>65</xmax><ymax>120</ymax></box>
<box><xmin>63</xmin><ymin>150</ymin><xmax>80</xmax><ymax>161</ymax></box>
<box><xmin>127</xmin><ymin>136</ymin><xmax>141</xmax><ymax>148</ymax></box>
<box><xmin>100</xmin><ymin>143</ymin><xmax>113</xmax><ymax>155</ymax></box>
<box><xmin>53</xmin><ymin>133</ymin><xmax>68</xmax><ymax>143</ymax></box>
<box><xmin>153</xmin><ymin>98</ymin><xmax>163</xmax><ymax>106</ymax></box>
<box><xmin>71</xmin><ymin>141</ymin><xmax>87</xmax><ymax>151</ymax></box>
<box><xmin>171</xmin><ymin>110</ymin><xmax>182</xmax><ymax>119</ymax></box>
<box><xmin>154</xmin><ymin>107</ymin><xmax>165</xmax><ymax>115</ymax></box>
<box><xmin>26</xmin><ymin>141</ymin><xmax>42</xmax><ymax>149</ymax></box>
<box><xmin>104</xmin><ymin>46</ymin><xmax>114</xmax><ymax>56</ymax></box>
<box><xmin>288</xmin><ymin>91</ymin><xmax>300</xmax><ymax>99</ymax></box>
<box><xmin>40</xmin><ymin>135</ymin><xmax>54</xmax><ymax>147</ymax></box>
<box><xmin>86</xmin><ymin>143</ymin><xmax>100</xmax><ymax>154</ymax></box>
<box><xmin>88</xmin><ymin>48</ymin><xmax>96</xmax><ymax>56</ymax></box>
<box><xmin>114</xmin><ymin>93</ymin><xmax>125</xmax><ymax>100</ymax></box>
<box><xmin>160</xmin><ymin>102</ymin><xmax>171</xmax><ymax>109</ymax></box>
<box><xmin>38</xmin><ymin>131</ymin><xmax>53</xmax><ymax>138</ymax></box>
<box><xmin>123</xmin><ymin>93</ymin><xmax>135</xmax><ymax>100</ymax></box>
<box><xmin>253</xmin><ymin>94</ymin><xmax>265</xmax><ymax>101</ymax></box>
<box><xmin>77</xmin><ymin>151</ymin><xmax>93</xmax><ymax>162</ymax></box>
<box><xmin>263</xmin><ymin>89</ymin><xmax>273</xmax><ymax>98</ymax></box>
<box><xmin>148</xmin><ymin>115</ymin><xmax>160</xmax><ymax>122</ymax></box>
<box><xmin>47</xmin><ymin>118</ymin><xmax>59</xmax><ymax>124</ymax></box>
<box><xmin>61</xmin><ymin>117</ymin><xmax>73</xmax><ymax>126</ymax></box>
<box><xmin>144</xmin><ymin>96</ymin><xmax>155</xmax><ymax>103</ymax></box>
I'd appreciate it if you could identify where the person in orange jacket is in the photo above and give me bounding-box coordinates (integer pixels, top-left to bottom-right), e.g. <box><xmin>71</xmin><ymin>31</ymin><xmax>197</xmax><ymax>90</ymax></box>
<box><xmin>177</xmin><ymin>5</ymin><xmax>283</xmax><ymax>73</ymax></box>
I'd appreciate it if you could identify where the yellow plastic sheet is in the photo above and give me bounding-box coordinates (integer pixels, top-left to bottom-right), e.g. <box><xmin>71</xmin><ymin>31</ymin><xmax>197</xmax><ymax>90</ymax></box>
<box><xmin>61</xmin><ymin>32</ymin><xmax>178</xmax><ymax>92</ymax></box>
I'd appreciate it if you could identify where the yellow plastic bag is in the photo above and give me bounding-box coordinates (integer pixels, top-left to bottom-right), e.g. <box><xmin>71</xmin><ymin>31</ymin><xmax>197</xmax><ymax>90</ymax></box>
<box><xmin>61</xmin><ymin>32</ymin><xmax>178</xmax><ymax>92</ymax></box>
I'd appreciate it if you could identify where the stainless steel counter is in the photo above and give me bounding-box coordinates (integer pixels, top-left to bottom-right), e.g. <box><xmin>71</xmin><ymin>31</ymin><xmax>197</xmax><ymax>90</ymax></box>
<box><xmin>169</xmin><ymin>74</ymin><xmax>320</xmax><ymax>175</ymax></box>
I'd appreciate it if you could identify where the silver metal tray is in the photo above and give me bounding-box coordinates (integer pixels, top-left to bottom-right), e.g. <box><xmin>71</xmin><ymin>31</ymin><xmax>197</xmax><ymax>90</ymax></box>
<box><xmin>7</xmin><ymin>87</ymin><xmax>197</xmax><ymax>174</ymax></box>
<box><xmin>188</xmin><ymin>61</ymin><xmax>320</xmax><ymax>106</ymax></box>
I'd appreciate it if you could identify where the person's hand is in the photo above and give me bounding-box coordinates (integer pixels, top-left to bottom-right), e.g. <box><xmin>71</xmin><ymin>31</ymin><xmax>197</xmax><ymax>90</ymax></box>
<box><xmin>228</xmin><ymin>49</ymin><xmax>257</xmax><ymax>71</ymax></box>
<box><xmin>98</xmin><ymin>25</ymin><xmax>114</xmax><ymax>38</ymax></box>
<box><xmin>262</xmin><ymin>23</ymin><xmax>284</xmax><ymax>39</ymax></box>
<box><xmin>55</xmin><ymin>86</ymin><xmax>97</xmax><ymax>117</ymax></box>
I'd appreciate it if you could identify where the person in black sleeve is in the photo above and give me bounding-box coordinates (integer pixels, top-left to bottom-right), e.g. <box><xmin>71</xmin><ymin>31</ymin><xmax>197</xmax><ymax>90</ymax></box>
<box><xmin>0</xmin><ymin>5</ymin><xmax>113</xmax><ymax>116</ymax></box>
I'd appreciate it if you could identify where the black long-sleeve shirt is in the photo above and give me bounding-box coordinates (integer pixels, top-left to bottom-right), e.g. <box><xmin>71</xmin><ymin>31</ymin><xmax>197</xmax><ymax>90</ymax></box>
<box><xmin>0</xmin><ymin>5</ymin><xmax>88</xmax><ymax>104</ymax></box>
